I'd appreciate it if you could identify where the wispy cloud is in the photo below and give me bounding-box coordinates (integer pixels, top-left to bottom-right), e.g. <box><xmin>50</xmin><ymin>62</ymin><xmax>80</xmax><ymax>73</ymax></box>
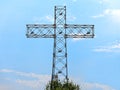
<box><xmin>92</xmin><ymin>9</ymin><xmax>120</xmax><ymax>23</ymax></box>
<box><xmin>72</xmin><ymin>38</ymin><xmax>85</xmax><ymax>42</ymax></box>
<box><xmin>16</xmin><ymin>79</ymin><xmax>42</xmax><ymax>89</ymax></box>
<box><xmin>0</xmin><ymin>69</ymin><xmax>50</xmax><ymax>79</ymax></box>
<box><xmin>92</xmin><ymin>14</ymin><xmax>104</xmax><ymax>18</ymax></box>
<box><xmin>81</xmin><ymin>82</ymin><xmax>116</xmax><ymax>90</ymax></box>
<box><xmin>33</xmin><ymin>14</ymin><xmax>76</xmax><ymax>24</ymax></box>
<box><xmin>33</xmin><ymin>15</ymin><xmax>54</xmax><ymax>23</ymax></box>
<box><xmin>0</xmin><ymin>69</ymin><xmax>116</xmax><ymax>90</ymax></box>
<box><xmin>93</xmin><ymin>40</ymin><xmax>120</xmax><ymax>52</ymax></box>
<box><xmin>0</xmin><ymin>69</ymin><xmax>50</xmax><ymax>90</ymax></box>
<box><xmin>45</xmin><ymin>15</ymin><xmax>54</xmax><ymax>23</ymax></box>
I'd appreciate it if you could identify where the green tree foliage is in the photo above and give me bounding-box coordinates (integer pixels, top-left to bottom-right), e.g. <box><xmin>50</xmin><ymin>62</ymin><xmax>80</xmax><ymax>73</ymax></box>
<box><xmin>45</xmin><ymin>80</ymin><xmax>80</xmax><ymax>90</ymax></box>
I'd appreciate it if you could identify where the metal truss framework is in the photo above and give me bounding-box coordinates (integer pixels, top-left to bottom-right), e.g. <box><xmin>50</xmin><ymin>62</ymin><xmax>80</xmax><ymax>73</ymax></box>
<box><xmin>26</xmin><ymin>6</ymin><xmax>94</xmax><ymax>89</ymax></box>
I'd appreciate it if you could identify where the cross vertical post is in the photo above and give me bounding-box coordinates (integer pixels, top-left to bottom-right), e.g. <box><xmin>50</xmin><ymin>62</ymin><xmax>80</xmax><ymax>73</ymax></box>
<box><xmin>26</xmin><ymin>6</ymin><xmax>94</xmax><ymax>90</ymax></box>
<box><xmin>52</xmin><ymin>6</ymin><xmax>68</xmax><ymax>82</ymax></box>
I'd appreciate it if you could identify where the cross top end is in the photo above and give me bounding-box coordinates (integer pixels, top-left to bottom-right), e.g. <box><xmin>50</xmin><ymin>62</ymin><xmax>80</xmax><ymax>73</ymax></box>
<box><xmin>26</xmin><ymin>6</ymin><xmax>94</xmax><ymax>38</ymax></box>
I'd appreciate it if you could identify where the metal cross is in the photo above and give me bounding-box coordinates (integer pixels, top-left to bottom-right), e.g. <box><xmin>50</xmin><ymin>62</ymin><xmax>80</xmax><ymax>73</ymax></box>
<box><xmin>26</xmin><ymin>6</ymin><xmax>94</xmax><ymax>86</ymax></box>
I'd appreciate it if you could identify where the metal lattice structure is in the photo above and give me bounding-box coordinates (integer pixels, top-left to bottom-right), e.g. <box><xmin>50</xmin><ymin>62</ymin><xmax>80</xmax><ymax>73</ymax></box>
<box><xmin>26</xmin><ymin>6</ymin><xmax>94</xmax><ymax>89</ymax></box>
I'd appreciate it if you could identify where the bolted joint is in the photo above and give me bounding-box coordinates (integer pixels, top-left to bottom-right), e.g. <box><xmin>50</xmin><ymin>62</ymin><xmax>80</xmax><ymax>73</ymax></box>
<box><xmin>53</xmin><ymin>24</ymin><xmax>56</xmax><ymax>28</ymax></box>
<box><xmin>64</xmin><ymin>24</ymin><xmax>67</xmax><ymax>28</ymax></box>
<box><xmin>53</xmin><ymin>34</ymin><xmax>56</xmax><ymax>38</ymax></box>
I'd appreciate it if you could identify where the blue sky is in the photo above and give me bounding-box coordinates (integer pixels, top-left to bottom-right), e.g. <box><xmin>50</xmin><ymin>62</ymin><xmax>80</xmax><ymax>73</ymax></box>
<box><xmin>0</xmin><ymin>0</ymin><xmax>120</xmax><ymax>90</ymax></box>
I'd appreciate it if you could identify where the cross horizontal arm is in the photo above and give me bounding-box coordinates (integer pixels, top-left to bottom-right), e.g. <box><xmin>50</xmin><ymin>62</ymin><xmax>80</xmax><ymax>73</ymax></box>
<box><xmin>65</xmin><ymin>24</ymin><xmax>94</xmax><ymax>38</ymax></box>
<box><xmin>26</xmin><ymin>24</ymin><xmax>55</xmax><ymax>38</ymax></box>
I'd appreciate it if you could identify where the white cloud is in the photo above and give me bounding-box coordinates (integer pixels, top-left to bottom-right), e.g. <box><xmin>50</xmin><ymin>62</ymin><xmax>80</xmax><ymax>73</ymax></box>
<box><xmin>0</xmin><ymin>69</ymin><xmax>116</xmax><ymax>90</ymax></box>
<box><xmin>73</xmin><ymin>38</ymin><xmax>81</xmax><ymax>41</ymax></box>
<box><xmin>104</xmin><ymin>9</ymin><xmax>120</xmax><ymax>22</ymax></box>
<box><xmin>16</xmin><ymin>79</ymin><xmax>42</xmax><ymax>89</ymax></box>
<box><xmin>92</xmin><ymin>14</ymin><xmax>104</xmax><ymax>18</ymax></box>
<box><xmin>81</xmin><ymin>82</ymin><xmax>116</xmax><ymax>90</ymax></box>
<box><xmin>94</xmin><ymin>0</ymin><xmax>120</xmax><ymax>23</ymax></box>
<box><xmin>0</xmin><ymin>69</ymin><xmax>14</xmax><ymax>73</ymax></box>
<box><xmin>45</xmin><ymin>15</ymin><xmax>54</xmax><ymax>23</ymax></box>
<box><xmin>72</xmin><ymin>38</ymin><xmax>85</xmax><ymax>42</ymax></box>
<box><xmin>33</xmin><ymin>15</ymin><xmax>54</xmax><ymax>23</ymax></box>
<box><xmin>0</xmin><ymin>69</ymin><xmax>50</xmax><ymax>79</ymax></box>
<box><xmin>92</xmin><ymin>9</ymin><xmax>120</xmax><ymax>23</ymax></box>
<box><xmin>93</xmin><ymin>41</ymin><xmax>120</xmax><ymax>52</ymax></box>
<box><xmin>0</xmin><ymin>69</ymin><xmax>50</xmax><ymax>90</ymax></box>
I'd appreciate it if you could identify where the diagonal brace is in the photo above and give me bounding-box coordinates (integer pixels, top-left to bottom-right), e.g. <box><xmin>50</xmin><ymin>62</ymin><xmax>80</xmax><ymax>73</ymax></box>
<box><xmin>65</xmin><ymin>24</ymin><xmax>94</xmax><ymax>38</ymax></box>
<box><xmin>26</xmin><ymin>24</ymin><xmax>55</xmax><ymax>38</ymax></box>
